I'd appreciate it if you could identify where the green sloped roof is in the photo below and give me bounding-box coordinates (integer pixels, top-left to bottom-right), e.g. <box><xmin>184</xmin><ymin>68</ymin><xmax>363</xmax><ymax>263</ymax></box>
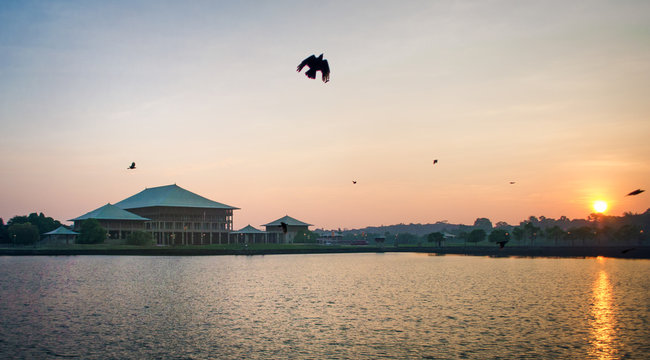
<box><xmin>69</xmin><ymin>203</ymin><xmax>150</xmax><ymax>221</ymax></box>
<box><xmin>263</xmin><ymin>215</ymin><xmax>312</xmax><ymax>227</ymax></box>
<box><xmin>114</xmin><ymin>184</ymin><xmax>239</xmax><ymax>210</ymax></box>
<box><xmin>232</xmin><ymin>225</ymin><xmax>266</xmax><ymax>234</ymax></box>
<box><xmin>43</xmin><ymin>226</ymin><xmax>79</xmax><ymax>235</ymax></box>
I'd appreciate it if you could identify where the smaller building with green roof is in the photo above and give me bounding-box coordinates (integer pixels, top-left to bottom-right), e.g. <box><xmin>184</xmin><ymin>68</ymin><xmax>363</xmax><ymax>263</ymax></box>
<box><xmin>69</xmin><ymin>203</ymin><xmax>150</xmax><ymax>240</ymax></box>
<box><xmin>231</xmin><ymin>224</ymin><xmax>267</xmax><ymax>244</ymax></box>
<box><xmin>263</xmin><ymin>215</ymin><xmax>312</xmax><ymax>243</ymax></box>
<box><xmin>41</xmin><ymin>226</ymin><xmax>79</xmax><ymax>245</ymax></box>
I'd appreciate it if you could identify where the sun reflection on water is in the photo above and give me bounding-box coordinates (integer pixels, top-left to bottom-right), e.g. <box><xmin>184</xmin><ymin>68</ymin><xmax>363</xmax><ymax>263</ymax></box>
<box><xmin>589</xmin><ymin>269</ymin><xmax>619</xmax><ymax>359</ymax></box>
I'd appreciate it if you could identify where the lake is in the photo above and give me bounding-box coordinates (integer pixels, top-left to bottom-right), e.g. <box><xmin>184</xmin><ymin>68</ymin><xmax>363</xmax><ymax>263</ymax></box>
<box><xmin>0</xmin><ymin>253</ymin><xmax>648</xmax><ymax>359</ymax></box>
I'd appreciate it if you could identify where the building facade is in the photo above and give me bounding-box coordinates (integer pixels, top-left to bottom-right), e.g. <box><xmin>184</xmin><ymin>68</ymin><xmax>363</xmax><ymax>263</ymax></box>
<box><xmin>113</xmin><ymin>184</ymin><xmax>238</xmax><ymax>245</ymax></box>
<box><xmin>69</xmin><ymin>203</ymin><xmax>149</xmax><ymax>240</ymax></box>
<box><xmin>263</xmin><ymin>215</ymin><xmax>312</xmax><ymax>243</ymax></box>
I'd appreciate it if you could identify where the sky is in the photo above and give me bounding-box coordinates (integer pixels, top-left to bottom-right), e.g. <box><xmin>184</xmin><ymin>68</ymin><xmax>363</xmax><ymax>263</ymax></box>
<box><xmin>1</xmin><ymin>0</ymin><xmax>649</xmax><ymax>230</ymax></box>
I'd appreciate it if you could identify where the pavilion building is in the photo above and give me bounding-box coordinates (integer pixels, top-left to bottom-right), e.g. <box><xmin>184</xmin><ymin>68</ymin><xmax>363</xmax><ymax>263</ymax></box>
<box><xmin>230</xmin><ymin>225</ymin><xmax>267</xmax><ymax>244</ymax></box>
<box><xmin>263</xmin><ymin>215</ymin><xmax>312</xmax><ymax>243</ymax></box>
<box><xmin>41</xmin><ymin>226</ymin><xmax>80</xmax><ymax>245</ymax></box>
<box><xmin>69</xmin><ymin>203</ymin><xmax>150</xmax><ymax>240</ymax></box>
<box><xmin>113</xmin><ymin>184</ymin><xmax>239</xmax><ymax>245</ymax></box>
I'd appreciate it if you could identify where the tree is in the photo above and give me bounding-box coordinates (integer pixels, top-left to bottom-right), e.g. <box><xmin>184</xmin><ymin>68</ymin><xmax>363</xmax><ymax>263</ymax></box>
<box><xmin>522</xmin><ymin>222</ymin><xmax>541</xmax><ymax>246</ymax></box>
<box><xmin>473</xmin><ymin>218</ymin><xmax>493</xmax><ymax>232</ymax></box>
<box><xmin>0</xmin><ymin>218</ymin><xmax>9</xmax><ymax>243</ymax></box>
<box><xmin>293</xmin><ymin>230</ymin><xmax>319</xmax><ymax>243</ymax></box>
<box><xmin>545</xmin><ymin>226</ymin><xmax>565</xmax><ymax>246</ymax></box>
<box><xmin>512</xmin><ymin>227</ymin><xmax>524</xmax><ymax>243</ymax></box>
<box><xmin>8</xmin><ymin>222</ymin><xmax>40</xmax><ymax>245</ymax></box>
<box><xmin>77</xmin><ymin>219</ymin><xmax>106</xmax><ymax>244</ymax></box>
<box><xmin>615</xmin><ymin>224</ymin><xmax>643</xmax><ymax>243</ymax></box>
<box><xmin>567</xmin><ymin>226</ymin><xmax>595</xmax><ymax>246</ymax></box>
<box><xmin>396</xmin><ymin>233</ymin><xmax>418</xmax><ymax>245</ymax></box>
<box><xmin>457</xmin><ymin>231</ymin><xmax>469</xmax><ymax>246</ymax></box>
<box><xmin>8</xmin><ymin>212</ymin><xmax>61</xmax><ymax>234</ymax></box>
<box><xmin>126</xmin><ymin>231</ymin><xmax>154</xmax><ymax>246</ymax></box>
<box><xmin>427</xmin><ymin>232</ymin><xmax>444</xmax><ymax>247</ymax></box>
<box><xmin>468</xmin><ymin>229</ymin><xmax>486</xmax><ymax>244</ymax></box>
<box><xmin>488</xmin><ymin>229</ymin><xmax>510</xmax><ymax>244</ymax></box>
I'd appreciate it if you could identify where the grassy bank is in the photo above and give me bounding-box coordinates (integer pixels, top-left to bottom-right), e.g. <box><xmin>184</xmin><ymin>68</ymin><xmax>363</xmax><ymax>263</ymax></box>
<box><xmin>1</xmin><ymin>243</ymin><xmax>648</xmax><ymax>259</ymax></box>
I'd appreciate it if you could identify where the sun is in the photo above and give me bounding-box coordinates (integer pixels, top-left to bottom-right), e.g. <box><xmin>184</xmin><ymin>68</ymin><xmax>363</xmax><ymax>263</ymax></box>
<box><xmin>593</xmin><ymin>200</ymin><xmax>608</xmax><ymax>213</ymax></box>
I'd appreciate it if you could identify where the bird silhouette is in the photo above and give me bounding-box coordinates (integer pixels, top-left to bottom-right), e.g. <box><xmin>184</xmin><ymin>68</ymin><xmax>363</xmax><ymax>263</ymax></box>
<box><xmin>297</xmin><ymin>54</ymin><xmax>330</xmax><ymax>83</ymax></box>
<box><xmin>510</xmin><ymin>181</ymin><xmax>516</xmax><ymax>185</ymax></box>
<box><xmin>626</xmin><ymin>189</ymin><xmax>645</xmax><ymax>196</ymax></box>
<box><xmin>352</xmin><ymin>181</ymin><xmax>357</xmax><ymax>184</ymax></box>
<box><xmin>127</xmin><ymin>162</ymin><xmax>136</xmax><ymax>170</ymax></box>
<box><xmin>433</xmin><ymin>159</ymin><xmax>438</xmax><ymax>165</ymax></box>
<box><xmin>280</xmin><ymin>222</ymin><xmax>288</xmax><ymax>234</ymax></box>
<box><xmin>621</xmin><ymin>248</ymin><xmax>636</xmax><ymax>254</ymax></box>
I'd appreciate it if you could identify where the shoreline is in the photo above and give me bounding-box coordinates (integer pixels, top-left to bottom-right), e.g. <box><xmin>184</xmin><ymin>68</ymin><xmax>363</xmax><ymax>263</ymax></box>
<box><xmin>1</xmin><ymin>246</ymin><xmax>648</xmax><ymax>259</ymax></box>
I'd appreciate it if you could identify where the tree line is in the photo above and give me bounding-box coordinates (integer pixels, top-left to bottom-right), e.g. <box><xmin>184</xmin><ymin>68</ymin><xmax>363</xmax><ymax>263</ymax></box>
<box><xmin>330</xmin><ymin>209</ymin><xmax>650</xmax><ymax>247</ymax></box>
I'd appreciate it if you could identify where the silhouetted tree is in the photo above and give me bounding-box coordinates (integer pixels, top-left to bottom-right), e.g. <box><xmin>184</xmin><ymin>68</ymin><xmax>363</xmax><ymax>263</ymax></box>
<box><xmin>126</xmin><ymin>231</ymin><xmax>154</xmax><ymax>246</ymax></box>
<box><xmin>457</xmin><ymin>231</ymin><xmax>469</xmax><ymax>246</ymax></box>
<box><xmin>77</xmin><ymin>219</ymin><xmax>106</xmax><ymax>244</ymax></box>
<box><xmin>545</xmin><ymin>226</ymin><xmax>565</xmax><ymax>246</ymax></box>
<box><xmin>427</xmin><ymin>232</ymin><xmax>444</xmax><ymax>247</ymax></box>
<box><xmin>615</xmin><ymin>224</ymin><xmax>643</xmax><ymax>243</ymax></box>
<box><xmin>473</xmin><ymin>218</ymin><xmax>493</xmax><ymax>232</ymax></box>
<box><xmin>468</xmin><ymin>229</ymin><xmax>486</xmax><ymax>244</ymax></box>
<box><xmin>8</xmin><ymin>222</ymin><xmax>39</xmax><ymax>245</ymax></box>
<box><xmin>0</xmin><ymin>218</ymin><xmax>9</xmax><ymax>243</ymax></box>
<box><xmin>488</xmin><ymin>229</ymin><xmax>509</xmax><ymax>244</ymax></box>
<box><xmin>397</xmin><ymin>233</ymin><xmax>418</xmax><ymax>245</ymax></box>
<box><xmin>293</xmin><ymin>230</ymin><xmax>319</xmax><ymax>243</ymax></box>
<box><xmin>8</xmin><ymin>212</ymin><xmax>61</xmax><ymax>234</ymax></box>
<box><xmin>512</xmin><ymin>227</ymin><xmax>524</xmax><ymax>243</ymax></box>
<box><xmin>522</xmin><ymin>222</ymin><xmax>541</xmax><ymax>246</ymax></box>
<box><xmin>567</xmin><ymin>226</ymin><xmax>595</xmax><ymax>246</ymax></box>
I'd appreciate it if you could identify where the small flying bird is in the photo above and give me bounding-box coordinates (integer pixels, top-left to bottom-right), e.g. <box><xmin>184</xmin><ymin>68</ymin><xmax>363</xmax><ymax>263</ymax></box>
<box><xmin>297</xmin><ymin>54</ymin><xmax>330</xmax><ymax>83</ymax></box>
<box><xmin>626</xmin><ymin>189</ymin><xmax>645</xmax><ymax>196</ymax></box>
<box><xmin>510</xmin><ymin>181</ymin><xmax>516</xmax><ymax>185</ymax></box>
<box><xmin>280</xmin><ymin>222</ymin><xmax>288</xmax><ymax>234</ymax></box>
<box><xmin>433</xmin><ymin>159</ymin><xmax>438</xmax><ymax>165</ymax></box>
<box><xmin>127</xmin><ymin>162</ymin><xmax>136</xmax><ymax>170</ymax></box>
<box><xmin>352</xmin><ymin>180</ymin><xmax>357</xmax><ymax>184</ymax></box>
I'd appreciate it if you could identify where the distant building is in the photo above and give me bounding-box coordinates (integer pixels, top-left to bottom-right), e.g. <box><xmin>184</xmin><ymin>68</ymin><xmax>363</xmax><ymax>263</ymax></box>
<box><xmin>71</xmin><ymin>184</ymin><xmax>238</xmax><ymax>245</ymax></box>
<box><xmin>230</xmin><ymin>225</ymin><xmax>267</xmax><ymax>244</ymax></box>
<box><xmin>263</xmin><ymin>215</ymin><xmax>312</xmax><ymax>243</ymax></box>
<box><xmin>317</xmin><ymin>231</ymin><xmax>344</xmax><ymax>245</ymax></box>
<box><xmin>69</xmin><ymin>203</ymin><xmax>149</xmax><ymax>240</ymax></box>
<box><xmin>41</xmin><ymin>226</ymin><xmax>79</xmax><ymax>245</ymax></box>
<box><xmin>114</xmin><ymin>184</ymin><xmax>239</xmax><ymax>245</ymax></box>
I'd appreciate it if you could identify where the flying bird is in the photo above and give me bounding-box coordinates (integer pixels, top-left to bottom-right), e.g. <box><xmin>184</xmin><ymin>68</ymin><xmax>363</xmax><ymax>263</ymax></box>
<box><xmin>280</xmin><ymin>222</ymin><xmax>288</xmax><ymax>234</ymax></box>
<box><xmin>352</xmin><ymin>181</ymin><xmax>357</xmax><ymax>184</ymax></box>
<box><xmin>297</xmin><ymin>54</ymin><xmax>330</xmax><ymax>83</ymax></box>
<box><xmin>127</xmin><ymin>162</ymin><xmax>136</xmax><ymax>170</ymax></box>
<box><xmin>433</xmin><ymin>159</ymin><xmax>438</xmax><ymax>165</ymax></box>
<box><xmin>510</xmin><ymin>181</ymin><xmax>516</xmax><ymax>185</ymax></box>
<box><xmin>626</xmin><ymin>189</ymin><xmax>645</xmax><ymax>196</ymax></box>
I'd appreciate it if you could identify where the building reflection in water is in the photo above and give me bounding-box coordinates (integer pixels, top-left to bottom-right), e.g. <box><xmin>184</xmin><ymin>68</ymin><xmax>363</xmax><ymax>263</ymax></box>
<box><xmin>589</xmin><ymin>264</ymin><xmax>619</xmax><ymax>359</ymax></box>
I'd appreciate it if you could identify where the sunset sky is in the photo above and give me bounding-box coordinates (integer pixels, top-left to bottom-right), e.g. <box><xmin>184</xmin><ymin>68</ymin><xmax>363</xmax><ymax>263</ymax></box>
<box><xmin>1</xmin><ymin>1</ymin><xmax>649</xmax><ymax>230</ymax></box>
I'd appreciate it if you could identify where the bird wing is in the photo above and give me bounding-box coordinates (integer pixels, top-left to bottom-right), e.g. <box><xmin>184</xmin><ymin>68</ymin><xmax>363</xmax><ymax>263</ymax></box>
<box><xmin>321</xmin><ymin>59</ymin><xmax>330</xmax><ymax>82</ymax></box>
<box><xmin>297</xmin><ymin>55</ymin><xmax>316</xmax><ymax>72</ymax></box>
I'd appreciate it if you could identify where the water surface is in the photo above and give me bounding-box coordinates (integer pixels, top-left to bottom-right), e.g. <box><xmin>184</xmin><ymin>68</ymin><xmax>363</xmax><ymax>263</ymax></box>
<box><xmin>0</xmin><ymin>254</ymin><xmax>648</xmax><ymax>359</ymax></box>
